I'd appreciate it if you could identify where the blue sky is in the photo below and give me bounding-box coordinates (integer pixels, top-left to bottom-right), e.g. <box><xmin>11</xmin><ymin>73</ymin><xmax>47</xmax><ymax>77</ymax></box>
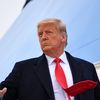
<box><xmin>0</xmin><ymin>0</ymin><xmax>100</xmax><ymax>82</ymax></box>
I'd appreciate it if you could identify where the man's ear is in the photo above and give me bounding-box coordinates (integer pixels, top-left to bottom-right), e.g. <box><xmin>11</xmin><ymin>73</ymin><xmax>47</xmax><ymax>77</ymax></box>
<box><xmin>61</xmin><ymin>32</ymin><xmax>67</xmax><ymax>42</ymax></box>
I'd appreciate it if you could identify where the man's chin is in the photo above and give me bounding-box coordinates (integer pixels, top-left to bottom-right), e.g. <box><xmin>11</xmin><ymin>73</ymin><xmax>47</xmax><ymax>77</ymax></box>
<box><xmin>42</xmin><ymin>47</ymin><xmax>51</xmax><ymax>53</ymax></box>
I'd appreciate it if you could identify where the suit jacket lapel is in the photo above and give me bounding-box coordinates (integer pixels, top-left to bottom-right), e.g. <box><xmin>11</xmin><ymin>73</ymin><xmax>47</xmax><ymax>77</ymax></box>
<box><xmin>65</xmin><ymin>52</ymin><xmax>83</xmax><ymax>83</ymax></box>
<box><xmin>33</xmin><ymin>54</ymin><xmax>55</xmax><ymax>100</ymax></box>
<box><xmin>66</xmin><ymin>52</ymin><xmax>83</xmax><ymax>100</ymax></box>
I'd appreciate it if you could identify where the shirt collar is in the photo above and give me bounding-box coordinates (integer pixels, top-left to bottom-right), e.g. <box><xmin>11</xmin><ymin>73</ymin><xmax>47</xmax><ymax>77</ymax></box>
<box><xmin>45</xmin><ymin>55</ymin><xmax>55</xmax><ymax>65</ymax></box>
<box><xmin>59</xmin><ymin>52</ymin><xmax>68</xmax><ymax>64</ymax></box>
<box><xmin>45</xmin><ymin>52</ymin><xmax>68</xmax><ymax>65</ymax></box>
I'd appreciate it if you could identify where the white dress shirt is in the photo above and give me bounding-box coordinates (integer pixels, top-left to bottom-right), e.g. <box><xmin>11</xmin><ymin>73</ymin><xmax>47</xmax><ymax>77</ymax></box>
<box><xmin>46</xmin><ymin>52</ymin><xmax>74</xmax><ymax>100</ymax></box>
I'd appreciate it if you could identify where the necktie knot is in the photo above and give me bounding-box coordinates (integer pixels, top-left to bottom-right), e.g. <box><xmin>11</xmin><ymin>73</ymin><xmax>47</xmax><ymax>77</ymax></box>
<box><xmin>54</xmin><ymin>58</ymin><xmax>61</xmax><ymax>63</ymax></box>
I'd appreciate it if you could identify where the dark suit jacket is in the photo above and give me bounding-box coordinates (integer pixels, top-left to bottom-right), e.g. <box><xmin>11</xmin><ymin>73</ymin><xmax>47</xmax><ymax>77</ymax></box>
<box><xmin>0</xmin><ymin>52</ymin><xmax>100</xmax><ymax>100</ymax></box>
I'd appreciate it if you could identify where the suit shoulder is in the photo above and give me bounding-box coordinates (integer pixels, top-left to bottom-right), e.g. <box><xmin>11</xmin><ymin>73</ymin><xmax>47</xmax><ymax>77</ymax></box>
<box><xmin>72</xmin><ymin>56</ymin><xmax>95</xmax><ymax>71</ymax></box>
<box><xmin>74</xmin><ymin>57</ymin><xmax>93</xmax><ymax>65</ymax></box>
<box><xmin>72</xmin><ymin>54</ymin><xmax>94</xmax><ymax>69</ymax></box>
<box><xmin>66</xmin><ymin>51</ymin><xmax>94</xmax><ymax>66</ymax></box>
<box><xmin>15</xmin><ymin>55</ymin><xmax>43</xmax><ymax>65</ymax></box>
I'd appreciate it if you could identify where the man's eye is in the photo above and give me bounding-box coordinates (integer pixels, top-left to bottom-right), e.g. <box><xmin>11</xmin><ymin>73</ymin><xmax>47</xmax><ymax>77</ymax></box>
<box><xmin>45</xmin><ymin>31</ymin><xmax>52</xmax><ymax>34</ymax></box>
<box><xmin>38</xmin><ymin>32</ymin><xmax>43</xmax><ymax>37</ymax></box>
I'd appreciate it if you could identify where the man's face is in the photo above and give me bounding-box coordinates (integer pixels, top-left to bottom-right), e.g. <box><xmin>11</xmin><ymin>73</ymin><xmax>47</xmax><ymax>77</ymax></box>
<box><xmin>38</xmin><ymin>22</ymin><xmax>66</xmax><ymax>54</ymax></box>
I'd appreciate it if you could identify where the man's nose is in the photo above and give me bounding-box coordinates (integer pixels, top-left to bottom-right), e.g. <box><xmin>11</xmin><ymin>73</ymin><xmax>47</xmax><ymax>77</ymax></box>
<box><xmin>42</xmin><ymin>32</ymin><xmax>48</xmax><ymax>40</ymax></box>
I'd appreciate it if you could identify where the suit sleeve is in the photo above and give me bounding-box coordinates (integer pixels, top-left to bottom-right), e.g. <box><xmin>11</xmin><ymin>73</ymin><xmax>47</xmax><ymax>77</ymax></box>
<box><xmin>0</xmin><ymin>63</ymin><xmax>21</xmax><ymax>100</ymax></box>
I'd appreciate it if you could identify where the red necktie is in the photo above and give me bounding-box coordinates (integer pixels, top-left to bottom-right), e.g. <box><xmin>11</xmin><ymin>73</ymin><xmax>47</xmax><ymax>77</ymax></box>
<box><xmin>54</xmin><ymin>58</ymin><xmax>97</xmax><ymax>97</ymax></box>
<box><xmin>54</xmin><ymin>58</ymin><xmax>71</xmax><ymax>100</ymax></box>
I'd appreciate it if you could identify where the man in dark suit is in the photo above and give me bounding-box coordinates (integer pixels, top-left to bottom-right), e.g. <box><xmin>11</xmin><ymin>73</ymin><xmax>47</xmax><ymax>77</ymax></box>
<box><xmin>0</xmin><ymin>18</ymin><xmax>100</xmax><ymax>100</ymax></box>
